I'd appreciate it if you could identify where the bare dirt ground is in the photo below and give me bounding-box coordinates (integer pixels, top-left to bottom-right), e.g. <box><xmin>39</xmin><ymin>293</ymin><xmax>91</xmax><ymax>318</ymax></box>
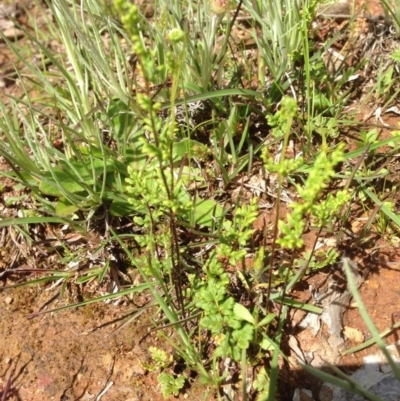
<box><xmin>1</xmin><ymin>0</ymin><xmax>400</xmax><ymax>400</ymax></box>
<box><xmin>0</xmin><ymin>285</ymin><xmax>164</xmax><ymax>401</ymax></box>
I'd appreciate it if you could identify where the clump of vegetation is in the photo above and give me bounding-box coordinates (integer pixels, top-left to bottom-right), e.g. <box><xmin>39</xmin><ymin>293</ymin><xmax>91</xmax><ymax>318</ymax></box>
<box><xmin>1</xmin><ymin>0</ymin><xmax>400</xmax><ymax>399</ymax></box>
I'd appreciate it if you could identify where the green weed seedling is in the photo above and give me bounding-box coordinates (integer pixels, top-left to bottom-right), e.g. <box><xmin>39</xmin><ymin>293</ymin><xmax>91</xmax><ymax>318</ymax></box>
<box><xmin>141</xmin><ymin>347</ymin><xmax>187</xmax><ymax>398</ymax></box>
<box><xmin>158</xmin><ymin>372</ymin><xmax>187</xmax><ymax>398</ymax></box>
<box><xmin>144</xmin><ymin>347</ymin><xmax>173</xmax><ymax>372</ymax></box>
<box><xmin>391</xmin><ymin>48</ymin><xmax>400</xmax><ymax>63</ymax></box>
<box><xmin>192</xmin><ymin>199</ymin><xmax>259</xmax><ymax>362</ymax></box>
<box><xmin>252</xmin><ymin>367</ymin><xmax>270</xmax><ymax>400</ymax></box>
<box><xmin>375</xmin><ymin>200</ymin><xmax>396</xmax><ymax>236</ymax></box>
<box><xmin>355</xmin><ymin>129</ymin><xmax>379</xmax><ymax>150</ymax></box>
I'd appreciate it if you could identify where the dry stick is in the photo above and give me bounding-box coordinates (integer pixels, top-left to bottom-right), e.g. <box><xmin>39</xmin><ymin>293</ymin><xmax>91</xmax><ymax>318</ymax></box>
<box><xmin>280</xmin><ymin>226</ymin><xmax>324</xmax><ymax>297</ymax></box>
<box><xmin>357</xmin><ymin>185</ymin><xmax>393</xmax><ymax>241</ymax></box>
<box><xmin>1</xmin><ymin>371</ymin><xmax>12</xmax><ymax>401</ymax></box>
<box><xmin>147</xmin><ymin>312</ymin><xmax>203</xmax><ymax>334</ymax></box>
<box><xmin>214</xmin><ymin>0</ymin><xmax>244</xmax><ymax>66</ymax></box>
<box><xmin>95</xmin><ymin>356</ymin><xmax>115</xmax><ymax>401</ymax></box>
<box><xmin>170</xmin><ymin>213</ymin><xmax>186</xmax><ymax>317</ymax></box>
<box><xmin>338</xmin><ymin>120</ymin><xmax>400</xmax><ymax>131</ymax></box>
<box><xmin>343</xmin><ymin>144</ymin><xmax>371</xmax><ymax>192</ymax></box>
<box><xmin>330</xmin><ymin>144</ymin><xmax>372</xmax><ymax>245</ymax></box>
<box><xmin>168</xmin><ymin>125</ymin><xmax>185</xmax><ymax>318</ymax></box>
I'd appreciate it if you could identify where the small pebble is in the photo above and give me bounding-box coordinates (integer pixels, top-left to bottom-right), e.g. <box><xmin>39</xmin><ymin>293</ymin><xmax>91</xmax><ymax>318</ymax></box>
<box><xmin>1</xmin><ymin>27</ymin><xmax>24</xmax><ymax>41</ymax></box>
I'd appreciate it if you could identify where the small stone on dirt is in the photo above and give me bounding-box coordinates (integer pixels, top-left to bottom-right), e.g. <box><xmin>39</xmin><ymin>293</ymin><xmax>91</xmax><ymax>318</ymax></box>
<box><xmin>343</xmin><ymin>326</ymin><xmax>364</xmax><ymax>343</ymax></box>
<box><xmin>0</xmin><ymin>4</ymin><xmax>20</xmax><ymax>18</ymax></box>
<box><xmin>4</xmin><ymin>296</ymin><xmax>12</xmax><ymax>304</ymax></box>
<box><xmin>0</xmin><ymin>19</ymin><xmax>14</xmax><ymax>30</ymax></box>
<box><xmin>1</xmin><ymin>27</ymin><xmax>24</xmax><ymax>41</ymax></box>
<box><xmin>293</xmin><ymin>388</ymin><xmax>314</xmax><ymax>401</ymax></box>
<box><xmin>317</xmin><ymin>0</ymin><xmax>350</xmax><ymax>16</ymax></box>
<box><xmin>131</xmin><ymin>361</ymin><xmax>146</xmax><ymax>376</ymax></box>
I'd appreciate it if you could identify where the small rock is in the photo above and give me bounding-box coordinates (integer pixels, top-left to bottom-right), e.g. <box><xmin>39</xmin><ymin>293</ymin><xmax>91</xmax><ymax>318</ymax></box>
<box><xmin>293</xmin><ymin>388</ymin><xmax>314</xmax><ymax>401</ymax></box>
<box><xmin>4</xmin><ymin>297</ymin><xmax>13</xmax><ymax>304</ymax></box>
<box><xmin>366</xmin><ymin>278</ymin><xmax>380</xmax><ymax>290</ymax></box>
<box><xmin>131</xmin><ymin>361</ymin><xmax>146</xmax><ymax>376</ymax></box>
<box><xmin>0</xmin><ymin>4</ymin><xmax>20</xmax><ymax>19</ymax></box>
<box><xmin>1</xmin><ymin>27</ymin><xmax>24</xmax><ymax>41</ymax></box>
<box><xmin>317</xmin><ymin>0</ymin><xmax>350</xmax><ymax>17</ymax></box>
<box><xmin>0</xmin><ymin>19</ymin><xmax>14</xmax><ymax>31</ymax></box>
<box><xmin>343</xmin><ymin>326</ymin><xmax>364</xmax><ymax>343</ymax></box>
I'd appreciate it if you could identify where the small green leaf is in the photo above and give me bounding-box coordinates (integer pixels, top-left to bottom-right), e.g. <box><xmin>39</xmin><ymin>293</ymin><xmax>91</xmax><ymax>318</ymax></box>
<box><xmin>4</xmin><ymin>195</ymin><xmax>27</xmax><ymax>207</ymax></box>
<box><xmin>55</xmin><ymin>197</ymin><xmax>79</xmax><ymax>216</ymax></box>
<box><xmin>109</xmin><ymin>199</ymin><xmax>135</xmax><ymax>216</ymax></box>
<box><xmin>149</xmin><ymin>347</ymin><xmax>172</xmax><ymax>369</ymax></box>
<box><xmin>107</xmin><ymin>99</ymin><xmax>134</xmax><ymax>140</ymax></box>
<box><xmin>390</xmin><ymin>49</ymin><xmax>400</xmax><ymax>62</ymax></box>
<box><xmin>233</xmin><ymin>303</ymin><xmax>255</xmax><ymax>325</ymax></box>
<box><xmin>237</xmin><ymin>336</ymin><xmax>250</xmax><ymax>349</ymax></box>
<box><xmin>173</xmin><ymin>139</ymin><xmax>208</xmax><ymax>160</ymax></box>
<box><xmin>192</xmin><ymin>198</ymin><xmax>223</xmax><ymax>227</ymax></box>
<box><xmin>256</xmin><ymin>313</ymin><xmax>276</xmax><ymax>329</ymax></box>
<box><xmin>260</xmin><ymin>335</ymin><xmax>276</xmax><ymax>351</ymax></box>
<box><xmin>158</xmin><ymin>372</ymin><xmax>186</xmax><ymax>398</ymax></box>
<box><xmin>39</xmin><ymin>169</ymin><xmax>86</xmax><ymax>196</ymax></box>
<box><xmin>253</xmin><ymin>367</ymin><xmax>270</xmax><ymax>394</ymax></box>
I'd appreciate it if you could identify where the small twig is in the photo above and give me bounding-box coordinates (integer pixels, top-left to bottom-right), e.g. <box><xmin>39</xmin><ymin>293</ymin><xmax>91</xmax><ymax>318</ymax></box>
<box><xmin>95</xmin><ymin>356</ymin><xmax>115</xmax><ymax>401</ymax></box>
<box><xmin>343</xmin><ymin>144</ymin><xmax>370</xmax><ymax>192</ymax></box>
<box><xmin>1</xmin><ymin>371</ymin><xmax>12</xmax><ymax>401</ymax></box>
<box><xmin>96</xmin><ymin>382</ymin><xmax>113</xmax><ymax>401</ymax></box>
